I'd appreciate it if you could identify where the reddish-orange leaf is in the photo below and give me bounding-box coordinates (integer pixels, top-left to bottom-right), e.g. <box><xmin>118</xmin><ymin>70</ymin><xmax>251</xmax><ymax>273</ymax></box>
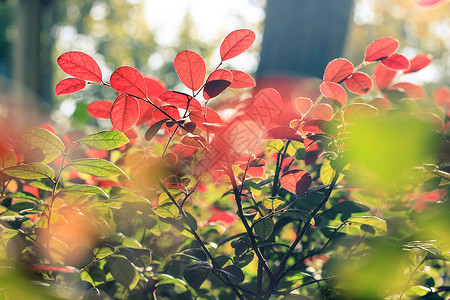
<box><xmin>344</xmin><ymin>72</ymin><xmax>373</xmax><ymax>95</ymax></box>
<box><xmin>365</xmin><ymin>38</ymin><xmax>399</xmax><ymax>62</ymax></box>
<box><xmin>295</xmin><ymin>97</ymin><xmax>313</xmax><ymax>117</ymax></box>
<box><xmin>229</xmin><ymin>70</ymin><xmax>255</xmax><ymax>89</ymax></box>
<box><xmin>203</xmin><ymin>69</ymin><xmax>233</xmax><ymax>100</ymax></box>
<box><xmin>434</xmin><ymin>86</ymin><xmax>450</xmax><ymax>107</ymax></box>
<box><xmin>310</xmin><ymin>103</ymin><xmax>334</xmax><ymax>120</ymax></box>
<box><xmin>153</xmin><ymin>105</ymin><xmax>181</xmax><ymax>122</ymax></box>
<box><xmin>87</xmin><ymin>100</ymin><xmax>113</xmax><ymax>119</ymax></box>
<box><xmin>280</xmin><ymin>169</ymin><xmax>312</xmax><ymax>196</ymax></box>
<box><xmin>57</xmin><ymin>51</ymin><xmax>102</xmax><ymax>82</ymax></box>
<box><xmin>110</xmin><ymin>94</ymin><xmax>140</xmax><ymax>132</ymax></box>
<box><xmin>136</xmin><ymin>101</ymin><xmax>155</xmax><ymax>126</ymax></box>
<box><xmin>29</xmin><ymin>264</ymin><xmax>79</xmax><ymax>273</ymax></box>
<box><xmin>374</xmin><ymin>63</ymin><xmax>397</xmax><ymax>91</ymax></box>
<box><xmin>320</xmin><ymin>82</ymin><xmax>347</xmax><ymax>107</ymax></box>
<box><xmin>208</xmin><ymin>211</ymin><xmax>236</xmax><ymax>225</ymax></box>
<box><xmin>381</xmin><ymin>54</ymin><xmax>410</xmax><ymax>70</ymax></box>
<box><xmin>174</xmin><ymin>50</ymin><xmax>206</xmax><ymax>92</ymax></box>
<box><xmin>302</xmin><ymin>119</ymin><xmax>338</xmax><ymax>136</ymax></box>
<box><xmin>189</xmin><ymin>108</ymin><xmax>223</xmax><ymax>132</ymax></box>
<box><xmin>220</xmin><ymin>29</ymin><xmax>255</xmax><ymax>61</ymax></box>
<box><xmin>323</xmin><ymin>58</ymin><xmax>354</xmax><ymax>83</ymax></box>
<box><xmin>344</xmin><ymin>103</ymin><xmax>378</xmax><ymax>123</ymax></box>
<box><xmin>160</xmin><ymin>91</ymin><xmax>202</xmax><ymax>111</ymax></box>
<box><xmin>55</xmin><ymin>78</ymin><xmax>86</xmax><ymax>95</ymax></box>
<box><xmin>416</xmin><ymin>0</ymin><xmax>444</xmax><ymax>7</ymax></box>
<box><xmin>391</xmin><ymin>82</ymin><xmax>426</xmax><ymax>99</ymax></box>
<box><xmin>265</xmin><ymin>126</ymin><xmax>304</xmax><ymax>142</ymax></box>
<box><xmin>251</xmin><ymin>88</ymin><xmax>283</xmax><ymax>125</ymax></box>
<box><xmin>181</xmin><ymin>134</ymin><xmax>207</xmax><ymax>148</ymax></box>
<box><xmin>110</xmin><ymin>66</ymin><xmax>147</xmax><ymax>99</ymax></box>
<box><xmin>404</xmin><ymin>54</ymin><xmax>433</xmax><ymax>74</ymax></box>
<box><xmin>144</xmin><ymin>76</ymin><xmax>166</xmax><ymax>101</ymax></box>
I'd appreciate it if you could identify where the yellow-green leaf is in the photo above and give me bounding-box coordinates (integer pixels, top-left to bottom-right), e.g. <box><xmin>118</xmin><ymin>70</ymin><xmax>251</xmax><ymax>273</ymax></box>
<box><xmin>3</xmin><ymin>163</ymin><xmax>55</xmax><ymax>180</ymax></box>
<box><xmin>77</xmin><ymin>130</ymin><xmax>129</xmax><ymax>150</ymax></box>
<box><xmin>68</xmin><ymin>159</ymin><xmax>128</xmax><ymax>179</ymax></box>
<box><xmin>20</xmin><ymin>128</ymin><xmax>65</xmax><ymax>153</ymax></box>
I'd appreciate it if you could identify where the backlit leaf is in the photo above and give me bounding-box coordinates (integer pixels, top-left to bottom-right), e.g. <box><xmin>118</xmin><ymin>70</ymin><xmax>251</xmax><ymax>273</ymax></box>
<box><xmin>60</xmin><ymin>184</ymin><xmax>108</xmax><ymax>199</ymax></box>
<box><xmin>302</xmin><ymin>119</ymin><xmax>338</xmax><ymax>136</ymax></box>
<box><xmin>391</xmin><ymin>82</ymin><xmax>426</xmax><ymax>99</ymax></box>
<box><xmin>323</xmin><ymin>58</ymin><xmax>354</xmax><ymax>83</ymax></box>
<box><xmin>20</xmin><ymin>128</ymin><xmax>65</xmax><ymax>153</ymax></box>
<box><xmin>252</xmin><ymin>88</ymin><xmax>283</xmax><ymax>125</ymax></box>
<box><xmin>68</xmin><ymin>158</ymin><xmax>128</xmax><ymax>178</ymax></box>
<box><xmin>310</xmin><ymin>103</ymin><xmax>334</xmax><ymax>120</ymax></box>
<box><xmin>77</xmin><ymin>130</ymin><xmax>129</xmax><ymax>150</ymax></box>
<box><xmin>3</xmin><ymin>163</ymin><xmax>55</xmax><ymax>180</ymax></box>
<box><xmin>28</xmin><ymin>264</ymin><xmax>79</xmax><ymax>274</ymax></box>
<box><xmin>183</xmin><ymin>261</ymin><xmax>213</xmax><ymax>290</ymax></box>
<box><xmin>203</xmin><ymin>69</ymin><xmax>232</xmax><ymax>100</ymax></box>
<box><xmin>208</xmin><ymin>211</ymin><xmax>236</xmax><ymax>225</ymax></box>
<box><xmin>320</xmin><ymin>82</ymin><xmax>347</xmax><ymax>107</ymax></box>
<box><xmin>229</xmin><ymin>70</ymin><xmax>255</xmax><ymax>89</ymax></box>
<box><xmin>295</xmin><ymin>97</ymin><xmax>313</xmax><ymax>117</ymax></box>
<box><xmin>374</xmin><ymin>64</ymin><xmax>397</xmax><ymax>91</ymax></box>
<box><xmin>87</xmin><ymin>100</ymin><xmax>113</xmax><ymax>119</ymax></box>
<box><xmin>364</xmin><ymin>38</ymin><xmax>399</xmax><ymax>62</ymax></box>
<box><xmin>57</xmin><ymin>51</ymin><xmax>102</xmax><ymax>82</ymax></box>
<box><xmin>344</xmin><ymin>72</ymin><xmax>373</xmax><ymax>95</ymax></box>
<box><xmin>344</xmin><ymin>103</ymin><xmax>378</xmax><ymax>123</ymax></box>
<box><xmin>174</xmin><ymin>50</ymin><xmax>206</xmax><ymax>92</ymax></box>
<box><xmin>154</xmin><ymin>105</ymin><xmax>181</xmax><ymax>122</ymax></box>
<box><xmin>345</xmin><ymin>216</ymin><xmax>387</xmax><ymax>236</ymax></box>
<box><xmin>189</xmin><ymin>108</ymin><xmax>223</xmax><ymax>132</ymax></box>
<box><xmin>110</xmin><ymin>94</ymin><xmax>140</xmax><ymax>132</ymax></box>
<box><xmin>144</xmin><ymin>75</ymin><xmax>167</xmax><ymax>99</ymax></box>
<box><xmin>220</xmin><ymin>29</ymin><xmax>255</xmax><ymax>61</ymax></box>
<box><xmin>415</xmin><ymin>0</ymin><xmax>444</xmax><ymax>7</ymax></box>
<box><xmin>0</xmin><ymin>146</ymin><xmax>17</xmax><ymax>169</ymax></box>
<box><xmin>160</xmin><ymin>91</ymin><xmax>202</xmax><ymax>111</ymax></box>
<box><xmin>381</xmin><ymin>54</ymin><xmax>410</xmax><ymax>70</ymax></box>
<box><xmin>404</xmin><ymin>54</ymin><xmax>432</xmax><ymax>74</ymax></box>
<box><xmin>55</xmin><ymin>78</ymin><xmax>86</xmax><ymax>95</ymax></box>
<box><xmin>265</xmin><ymin>127</ymin><xmax>304</xmax><ymax>142</ymax></box>
<box><xmin>110</xmin><ymin>66</ymin><xmax>147</xmax><ymax>99</ymax></box>
<box><xmin>145</xmin><ymin>119</ymin><xmax>168</xmax><ymax>141</ymax></box>
<box><xmin>280</xmin><ymin>169</ymin><xmax>312</xmax><ymax>195</ymax></box>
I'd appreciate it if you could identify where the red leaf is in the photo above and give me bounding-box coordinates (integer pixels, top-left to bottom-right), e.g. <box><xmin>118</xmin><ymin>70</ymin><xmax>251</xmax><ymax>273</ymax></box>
<box><xmin>390</xmin><ymin>82</ymin><xmax>426</xmax><ymax>99</ymax></box>
<box><xmin>302</xmin><ymin>119</ymin><xmax>338</xmax><ymax>136</ymax></box>
<box><xmin>229</xmin><ymin>70</ymin><xmax>255</xmax><ymax>89</ymax></box>
<box><xmin>144</xmin><ymin>76</ymin><xmax>166</xmax><ymax>101</ymax></box>
<box><xmin>136</xmin><ymin>101</ymin><xmax>155</xmax><ymax>126</ymax></box>
<box><xmin>220</xmin><ymin>29</ymin><xmax>255</xmax><ymax>61</ymax></box>
<box><xmin>203</xmin><ymin>69</ymin><xmax>233</xmax><ymax>100</ymax></box>
<box><xmin>208</xmin><ymin>211</ymin><xmax>236</xmax><ymax>225</ymax></box>
<box><xmin>295</xmin><ymin>97</ymin><xmax>313</xmax><ymax>117</ymax></box>
<box><xmin>154</xmin><ymin>105</ymin><xmax>181</xmax><ymax>122</ymax></box>
<box><xmin>181</xmin><ymin>134</ymin><xmax>207</xmax><ymax>149</ymax></box>
<box><xmin>251</xmin><ymin>88</ymin><xmax>283</xmax><ymax>125</ymax></box>
<box><xmin>434</xmin><ymin>86</ymin><xmax>450</xmax><ymax>107</ymax></box>
<box><xmin>381</xmin><ymin>54</ymin><xmax>410</xmax><ymax>70</ymax></box>
<box><xmin>87</xmin><ymin>100</ymin><xmax>113</xmax><ymax>119</ymax></box>
<box><xmin>265</xmin><ymin>126</ymin><xmax>304</xmax><ymax>142</ymax></box>
<box><xmin>57</xmin><ymin>51</ymin><xmax>102</xmax><ymax>82</ymax></box>
<box><xmin>310</xmin><ymin>103</ymin><xmax>334</xmax><ymax>120</ymax></box>
<box><xmin>110</xmin><ymin>66</ymin><xmax>147</xmax><ymax>99</ymax></box>
<box><xmin>404</xmin><ymin>54</ymin><xmax>433</xmax><ymax>74</ymax></box>
<box><xmin>55</xmin><ymin>78</ymin><xmax>86</xmax><ymax>95</ymax></box>
<box><xmin>344</xmin><ymin>103</ymin><xmax>378</xmax><ymax>123</ymax></box>
<box><xmin>364</xmin><ymin>38</ymin><xmax>399</xmax><ymax>62</ymax></box>
<box><xmin>160</xmin><ymin>91</ymin><xmax>202</xmax><ymax>111</ymax></box>
<box><xmin>320</xmin><ymin>82</ymin><xmax>347</xmax><ymax>107</ymax></box>
<box><xmin>323</xmin><ymin>58</ymin><xmax>354</xmax><ymax>83</ymax></box>
<box><xmin>174</xmin><ymin>50</ymin><xmax>206</xmax><ymax>92</ymax></box>
<box><xmin>344</xmin><ymin>72</ymin><xmax>373</xmax><ymax>95</ymax></box>
<box><xmin>29</xmin><ymin>264</ymin><xmax>79</xmax><ymax>274</ymax></box>
<box><xmin>374</xmin><ymin>64</ymin><xmax>397</xmax><ymax>91</ymax></box>
<box><xmin>416</xmin><ymin>0</ymin><xmax>444</xmax><ymax>7</ymax></box>
<box><xmin>110</xmin><ymin>94</ymin><xmax>140</xmax><ymax>132</ymax></box>
<box><xmin>280</xmin><ymin>169</ymin><xmax>312</xmax><ymax>196</ymax></box>
<box><xmin>189</xmin><ymin>108</ymin><xmax>223</xmax><ymax>132</ymax></box>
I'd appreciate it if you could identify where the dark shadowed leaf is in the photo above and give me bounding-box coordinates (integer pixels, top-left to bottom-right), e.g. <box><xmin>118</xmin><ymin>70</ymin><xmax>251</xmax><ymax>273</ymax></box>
<box><xmin>220</xmin><ymin>29</ymin><xmax>255</xmax><ymax>61</ymax></box>
<box><xmin>110</xmin><ymin>94</ymin><xmax>140</xmax><ymax>132</ymax></box>
<box><xmin>253</xmin><ymin>218</ymin><xmax>274</xmax><ymax>241</ymax></box>
<box><xmin>57</xmin><ymin>51</ymin><xmax>102</xmax><ymax>82</ymax></box>
<box><xmin>222</xmin><ymin>265</ymin><xmax>245</xmax><ymax>282</ymax></box>
<box><xmin>302</xmin><ymin>119</ymin><xmax>338</xmax><ymax>136</ymax></box>
<box><xmin>110</xmin><ymin>66</ymin><xmax>147</xmax><ymax>99</ymax></box>
<box><xmin>145</xmin><ymin>119</ymin><xmax>168</xmax><ymax>141</ymax></box>
<box><xmin>183</xmin><ymin>261</ymin><xmax>213</xmax><ymax>290</ymax></box>
<box><xmin>203</xmin><ymin>69</ymin><xmax>232</xmax><ymax>100</ymax></box>
<box><xmin>364</xmin><ymin>38</ymin><xmax>399</xmax><ymax>62</ymax></box>
<box><xmin>323</xmin><ymin>58</ymin><xmax>354</xmax><ymax>83</ymax></box>
<box><xmin>107</xmin><ymin>255</ymin><xmax>139</xmax><ymax>289</ymax></box>
<box><xmin>280</xmin><ymin>169</ymin><xmax>312</xmax><ymax>195</ymax></box>
<box><xmin>55</xmin><ymin>78</ymin><xmax>86</xmax><ymax>95</ymax></box>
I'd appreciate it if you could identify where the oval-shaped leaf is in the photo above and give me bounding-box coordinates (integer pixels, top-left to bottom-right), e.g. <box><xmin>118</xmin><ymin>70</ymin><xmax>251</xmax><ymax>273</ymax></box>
<box><xmin>160</xmin><ymin>91</ymin><xmax>202</xmax><ymax>111</ymax></box>
<box><xmin>110</xmin><ymin>66</ymin><xmax>147</xmax><ymax>99</ymax></box>
<box><xmin>404</xmin><ymin>54</ymin><xmax>432</xmax><ymax>74</ymax></box>
<box><xmin>265</xmin><ymin>127</ymin><xmax>304</xmax><ymax>142</ymax></box>
<box><xmin>55</xmin><ymin>78</ymin><xmax>86</xmax><ymax>95</ymax></box>
<box><xmin>252</xmin><ymin>88</ymin><xmax>283</xmax><ymax>125</ymax></box>
<box><xmin>220</xmin><ymin>29</ymin><xmax>255</xmax><ymax>61</ymax></box>
<box><xmin>107</xmin><ymin>255</ymin><xmax>139</xmax><ymax>289</ymax></box>
<box><xmin>183</xmin><ymin>261</ymin><xmax>213</xmax><ymax>290</ymax></box>
<box><xmin>144</xmin><ymin>75</ymin><xmax>167</xmax><ymax>100</ymax></box>
<box><xmin>280</xmin><ymin>169</ymin><xmax>312</xmax><ymax>196</ymax></box>
<box><xmin>203</xmin><ymin>69</ymin><xmax>233</xmax><ymax>100</ymax></box>
<box><xmin>20</xmin><ymin>128</ymin><xmax>65</xmax><ymax>153</ymax></box>
<box><xmin>415</xmin><ymin>0</ymin><xmax>443</xmax><ymax>7</ymax></box>
<box><xmin>381</xmin><ymin>54</ymin><xmax>410</xmax><ymax>70</ymax></box>
<box><xmin>3</xmin><ymin>163</ymin><xmax>55</xmax><ymax>180</ymax></box>
<box><xmin>0</xmin><ymin>146</ymin><xmax>17</xmax><ymax>169</ymax></box>
<box><xmin>57</xmin><ymin>51</ymin><xmax>102</xmax><ymax>82</ymax></box>
<box><xmin>344</xmin><ymin>103</ymin><xmax>378</xmax><ymax>123</ymax></box>
<box><xmin>189</xmin><ymin>108</ymin><xmax>223</xmax><ymax>132</ymax></box>
<box><xmin>87</xmin><ymin>100</ymin><xmax>113</xmax><ymax>119</ymax></box>
<box><xmin>28</xmin><ymin>264</ymin><xmax>79</xmax><ymax>274</ymax></box>
<box><xmin>364</xmin><ymin>38</ymin><xmax>399</xmax><ymax>62</ymax></box>
<box><xmin>174</xmin><ymin>50</ymin><xmax>206</xmax><ymax>92</ymax></box>
<box><xmin>77</xmin><ymin>130</ymin><xmax>129</xmax><ymax>150</ymax></box>
<box><xmin>208</xmin><ymin>211</ymin><xmax>237</xmax><ymax>225</ymax></box>
<box><xmin>323</xmin><ymin>58</ymin><xmax>354</xmax><ymax>83</ymax></box>
<box><xmin>222</xmin><ymin>265</ymin><xmax>245</xmax><ymax>282</ymax></box>
<box><xmin>229</xmin><ymin>70</ymin><xmax>255</xmax><ymax>89</ymax></box>
<box><xmin>145</xmin><ymin>119</ymin><xmax>168</xmax><ymax>141</ymax></box>
<box><xmin>391</xmin><ymin>82</ymin><xmax>426</xmax><ymax>99</ymax></box>
<box><xmin>346</xmin><ymin>216</ymin><xmax>387</xmax><ymax>236</ymax></box>
<box><xmin>302</xmin><ymin>119</ymin><xmax>338</xmax><ymax>136</ymax></box>
<box><xmin>253</xmin><ymin>218</ymin><xmax>274</xmax><ymax>241</ymax></box>
<box><xmin>110</xmin><ymin>94</ymin><xmax>140</xmax><ymax>132</ymax></box>
<box><xmin>154</xmin><ymin>105</ymin><xmax>181</xmax><ymax>122</ymax></box>
<box><xmin>68</xmin><ymin>158</ymin><xmax>128</xmax><ymax>178</ymax></box>
<box><xmin>374</xmin><ymin>64</ymin><xmax>397</xmax><ymax>91</ymax></box>
<box><xmin>60</xmin><ymin>184</ymin><xmax>109</xmax><ymax>199</ymax></box>
<box><xmin>320</xmin><ymin>82</ymin><xmax>347</xmax><ymax>107</ymax></box>
<box><xmin>310</xmin><ymin>103</ymin><xmax>334</xmax><ymax>120</ymax></box>
<box><xmin>344</xmin><ymin>72</ymin><xmax>373</xmax><ymax>95</ymax></box>
<box><xmin>295</xmin><ymin>97</ymin><xmax>313</xmax><ymax>117</ymax></box>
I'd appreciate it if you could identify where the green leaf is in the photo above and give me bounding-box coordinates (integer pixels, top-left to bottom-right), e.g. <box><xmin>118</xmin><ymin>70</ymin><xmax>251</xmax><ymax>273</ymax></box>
<box><xmin>345</xmin><ymin>216</ymin><xmax>387</xmax><ymax>236</ymax></box>
<box><xmin>20</xmin><ymin>128</ymin><xmax>65</xmax><ymax>153</ymax></box>
<box><xmin>28</xmin><ymin>180</ymin><xmax>53</xmax><ymax>191</ymax></box>
<box><xmin>3</xmin><ymin>163</ymin><xmax>55</xmax><ymax>180</ymax></box>
<box><xmin>173</xmin><ymin>248</ymin><xmax>207</xmax><ymax>261</ymax></box>
<box><xmin>244</xmin><ymin>180</ymin><xmax>261</xmax><ymax>196</ymax></box>
<box><xmin>6</xmin><ymin>192</ymin><xmax>41</xmax><ymax>203</ymax></box>
<box><xmin>60</xmin><ymin>184</ymin><xmax>109</xmax><ymax>199</ymax></box>
<box><xmin>118</xmin><ymin>247</ymin><xmax>152</xmax><ymax>268</ymax></box>
<box><xmin>221</xmin><ymin>265</ymin><xmax>244</xmax><ymax>282</ymax></box>
<box><xmin>331</xmin><ymin>201</ymin><xmax>370</xmax><ymax>213</ymax></box>
<box><xmin>68</xmin><ymin>159</ymin><xmax>129</xmax><ymax>179</ymax></box>
<box><xmin>262</xmin><ymin>197</ymin><xmax>284</xmax><ymax>210</ymax></box>
<box><xmin>183</xmin><ymin>261</ymin><xmax>213</xmax><ymax>290</ymax></box>
<box><xmin>253</xmin><ymin>218</ymin><xmax>274</xmax><ymax>241</ymax></box>
<box><xmin>77</xmin><ymin>130</ymin><xmax>129</xmax><ymax>150</ymax></box>
<box><xmin>107</xmin><ymin>255</ymin><xmax>139</xmax><ymax>289</ymax></box>
<box><xmin>0</xmin><ymin>147</ymin><xmax>17</xmax><ymax>169</ymax></box>
<box><xmin>403</xmin><ymin>241</ymin><xmax>442</xmax><ymax>258</ymax></box>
